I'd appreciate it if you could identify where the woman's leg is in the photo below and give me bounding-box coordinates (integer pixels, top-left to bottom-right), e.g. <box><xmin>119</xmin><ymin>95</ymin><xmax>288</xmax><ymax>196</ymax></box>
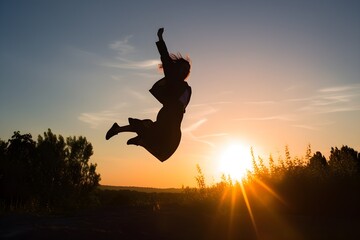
<box><xmin>105</xmin><ymin>123</ymin><xmax>134</xmax><ymax>140</ymax></box>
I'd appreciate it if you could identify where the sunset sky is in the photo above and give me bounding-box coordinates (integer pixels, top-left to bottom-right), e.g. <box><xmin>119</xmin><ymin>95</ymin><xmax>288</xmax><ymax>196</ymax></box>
<box><xmin>1</xmin><ymin>0</ymin><xmax>359</xmax><ymax>187</ymax></box>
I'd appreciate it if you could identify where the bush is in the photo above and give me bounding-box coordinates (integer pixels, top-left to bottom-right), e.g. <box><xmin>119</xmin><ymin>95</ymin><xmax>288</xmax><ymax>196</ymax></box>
<box><xmin>0</xmin><ymin>129</ymin><xmax>101</xmax><ymax>212</ymax></box>
<box><xmin>192</xmin><ymin>145</ymin><xmax>360</xmax><ymax>217</ymax></box>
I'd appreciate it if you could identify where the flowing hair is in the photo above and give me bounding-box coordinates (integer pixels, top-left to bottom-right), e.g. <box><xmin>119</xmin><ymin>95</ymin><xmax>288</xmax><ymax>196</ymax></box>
<box><xmin>158</xmin><ymin>53</ymin><xmax>191</xmax><ymax>80</ymax></box>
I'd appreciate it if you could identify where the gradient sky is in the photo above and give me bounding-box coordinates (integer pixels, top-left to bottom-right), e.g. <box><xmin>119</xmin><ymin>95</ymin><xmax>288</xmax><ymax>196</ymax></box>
<box><xmin>1</xmin><ymin>0</ymin><xmax>359</xmax><ymax>187</ymax></box>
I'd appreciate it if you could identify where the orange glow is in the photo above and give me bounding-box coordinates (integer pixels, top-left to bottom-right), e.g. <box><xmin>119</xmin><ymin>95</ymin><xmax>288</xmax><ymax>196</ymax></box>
<box><xmin>218</xmin><ymin>142</ymin><xmax>253</xmax><ymax>181</ymax></box>
<box><xmin>253</xmin><ymin>178</ymin><xmax>287</xmax><ymax>206</ymax></box>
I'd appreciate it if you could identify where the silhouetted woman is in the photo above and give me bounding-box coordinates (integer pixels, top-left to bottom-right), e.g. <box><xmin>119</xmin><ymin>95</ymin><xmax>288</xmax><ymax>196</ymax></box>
<box><xmin>106</xmin><ymin>28</ymin><xmax>192</xmax><ymax>162</ymax></box>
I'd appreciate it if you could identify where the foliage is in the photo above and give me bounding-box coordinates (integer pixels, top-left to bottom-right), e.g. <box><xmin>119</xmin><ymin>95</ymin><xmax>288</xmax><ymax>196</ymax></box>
<box><xmin>0</xmin><ymin>129</ymin><xmax>100</xmax><ymax>212</ymax></box>
<box><xmin>329</xmin><ymin>145</ymin><xmax>360</xmax><ymax>177</ymax></box>
<box><xmin>189</xmin><ymin>145</ymin><xmax>360</xmax><ymax>217</ymax></box>
<box><xmin>2</xmin><ymin>128</ymin><xmax>359</xmax><ymax>219</ymax></box>
<box><xmin>93</xmin><ymin>145</ymin><xmax>360</xmax><ymax>218</ymax></box>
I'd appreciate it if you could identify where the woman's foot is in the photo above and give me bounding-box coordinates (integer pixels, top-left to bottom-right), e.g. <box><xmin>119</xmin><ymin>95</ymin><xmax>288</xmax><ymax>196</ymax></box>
<box><xmin>106</xmin><ymin>123</ymin><xmax>120</xmax><ymax>140</ymax></box>
<box><xmin>127</xmin><ymin>136</ymin><xmax>141</xmax><ymax>145</ymax></box>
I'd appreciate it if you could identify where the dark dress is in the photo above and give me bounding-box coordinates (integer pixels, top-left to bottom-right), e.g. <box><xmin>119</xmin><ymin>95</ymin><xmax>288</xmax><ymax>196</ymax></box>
<box><xmin>128</xmin><ymin>39</ymin><xmax>191</xmax><ymax>162</ymax></box>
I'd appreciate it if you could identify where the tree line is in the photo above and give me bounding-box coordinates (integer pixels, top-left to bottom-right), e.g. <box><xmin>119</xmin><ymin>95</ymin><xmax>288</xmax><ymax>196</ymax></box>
<box><xmin>189</xmin><ymin>144</ymin><xmax>360</xmax><ymax>217</ymax></box>
<box><xmin>251</xmin><ymin>144</ymin><xmax>360</xmax><ymax>180</ymax></box>
<box><xmin>0</xmin><ymin>129</ymin><xmax>101</xmax><ymax>211</ymax></box>
<box><xmin>256</xmin><ymin>145</ymin><xmax>360</xmax><ymax>215</ymax></box>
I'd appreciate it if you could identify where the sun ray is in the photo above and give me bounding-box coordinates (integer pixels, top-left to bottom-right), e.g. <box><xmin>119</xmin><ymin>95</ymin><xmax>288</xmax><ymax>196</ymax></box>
<box><xmin>227</xmin><ymin>187</ymin><xmax>237</xmax><ymax>239</ymax></box>
<box><xmin>253</xmin><ymin>178</ymin><xmax>288</xmax><ymax>206</ymax></box>
<box><xmin>239</xmin><ymin>181</ymin><xmax>260</xmax><ymax>239</ymax></box>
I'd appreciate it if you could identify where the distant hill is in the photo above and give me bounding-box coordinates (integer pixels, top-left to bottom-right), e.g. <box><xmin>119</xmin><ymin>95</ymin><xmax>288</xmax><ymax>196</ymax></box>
<box><xmin>98</xmin><ymin>185</ymin><xmax>182</xmax><ymax>193</ymax></box>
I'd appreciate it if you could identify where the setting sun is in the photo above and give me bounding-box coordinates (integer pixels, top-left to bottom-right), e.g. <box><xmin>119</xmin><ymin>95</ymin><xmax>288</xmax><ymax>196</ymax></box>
<box><xmin>218</xmin><ymin>143</ymin><xmax>254</xmax><ymax>181</ymax></box>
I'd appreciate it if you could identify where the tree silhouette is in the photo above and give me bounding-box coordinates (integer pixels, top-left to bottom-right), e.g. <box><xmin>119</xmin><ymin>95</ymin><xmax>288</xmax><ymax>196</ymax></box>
<box><xmin>329</xmin><ymin>145</ymin><xmax>360</xmax><ymax>176</ymax></box>
<box><xmin>0</xmin><ymin>139</ymin><xmax>8</xmax><ymax>186</ymax></box>
<box><xmin>309</xmin><ymin>151</ymin><xmax>327</xmax><ymax>169</ymax></box>
<box><xmin>64</xmin><ymin>135</ymin><xmax>100</xmax><ymax>194</ymax></box>
<box><xmin>1</xmin><ymin>132</ymin><xmax>37</xmax><ymax>208</ymax></box>
<box><xmin>0</xmin><ymin>129</ymin><xmax>100</xmax><ymax>210</ymax></box>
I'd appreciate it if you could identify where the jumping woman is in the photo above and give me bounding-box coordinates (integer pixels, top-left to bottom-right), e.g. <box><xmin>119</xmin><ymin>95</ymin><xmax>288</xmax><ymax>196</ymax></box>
<box><xmin>105</xmin><ymin>28</ymin><xmax>192</xmax><ymax>162</ymax></box>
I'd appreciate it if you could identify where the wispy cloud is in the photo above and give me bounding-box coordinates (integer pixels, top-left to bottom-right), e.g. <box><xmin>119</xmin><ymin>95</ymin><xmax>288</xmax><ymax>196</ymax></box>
<box><xmin>191</xmin><ymin>101</ymin><xmax>232</xmax><ymax>107</ymax></box>
<box><xmin>297</xmin><ymin>84</ymin><xmax>360</xmax><ymax>114</ymax></box>
<box><xmin>285</xmin><ymin>96</ymin><xmax>315</xmax><ymax>102</ymax></box>
<box><xmin>79</xmin><ymin>105</ymin><xmax>157</xmax><ymax>129</ymax></box>
<box><xmin>68</xmin><ymin>36</ymin><xmax>160</xmax><ymax>73</ymax></box>
<box><xmin>186</xmin><ymin>103</ymin><xmax>219</xmax><ymax>125</ymax></box>
<box><xmin>101</xmin><ymin>58</ymin><xmax>159</xmax><ymax>70</ymax></box>
<box><xmin>195</xmin><ymin>133</ymin><xmax>229</xmax><ymax>139</ymax></box>
<box><xmin>183</xmin><ymin>119</ymin><xmax>207</xmax><ymax>133</ymax></box>
<box><xmin>234</xmin><ymin>115</ymin><xmax>294</xmax><ymax>122</ymax></box>
<box><xmin>244</xmin><ymin>100</ymin><xmax>276</xmax><ymax>105</ymax></box>
<box><xmin>78</xmin><ymin>86</ymin><xmax>152</xmax><ymax>129</ymax></box>
<box><xmin>78</xmin><ymin>110</ymin><xmax>123</xmax><ymax>129</ymax></box>
<box><xmin>316</xmin><ymin>106</ymin><xmax>360</xmax><ymax>114</ymax></box>
<box><xmin>231</xmin><ymin>84</ymin><xmax>359</xmax><ymax>131</ymax></box>
<box><xmin>103</xmin><ymin>35</ymin><xmax>160</xmax><ymax>70</ymax></box>
<box><xmin>110</xmin><ymin>75</ymin><xmax>124</xmax><ymax>81</ymax></box>
<box><xmin>109</xmin><ymin>35</ymin><xmax>134</xmax><ymax>55</ymax></box>
<box><xmin>186</xmin><ymin>132</ymin><xmax>227</xmax><ymax>147</ymax></box>
<box><xmin>291</xmin><ymin>124</ymin><xmax>319</xmax><ymax>131</ymax></box>
<box><xmin>319</xmin><ymin>85</ymin><xmax>357</xmax><ymax>93</ymax></box>
<box><xmin>182</xmin><ymin>102</ymin><xmax>229</xmax><ymax>146</ymax></box>
<box><xmin>291</xmin><ymin>119</ymin><xmax>335</xmax><ymax>131</ymax></box>
<box><xmin>187</xmin><ymin>101</ymin><xmax>232</xmax><ymax>121</ymax></box>
<box><xmin>184</xmin><ymin>127</ymin><xmax>229</xmax><ymax>147</ymax></box>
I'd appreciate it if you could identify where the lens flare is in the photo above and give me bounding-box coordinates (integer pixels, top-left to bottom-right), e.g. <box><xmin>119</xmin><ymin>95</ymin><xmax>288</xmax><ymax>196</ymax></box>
<box><xmin>218</xmin><ymin>143</ymin><xmax>253</xmax><ymax>181</ymax></box>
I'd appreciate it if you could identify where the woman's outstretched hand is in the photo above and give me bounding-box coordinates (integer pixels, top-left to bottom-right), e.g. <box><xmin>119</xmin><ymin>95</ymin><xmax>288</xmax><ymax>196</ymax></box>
<box><xmin>157</xmin><ymin>28</ymin><xmax>164</xmax><ymax>41</ymax></box>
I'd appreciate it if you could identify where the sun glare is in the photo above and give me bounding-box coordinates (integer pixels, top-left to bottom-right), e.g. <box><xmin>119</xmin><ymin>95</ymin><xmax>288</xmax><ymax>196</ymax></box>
<box><xmin>218</xmin><ymin>143</ymin><xmax>254</xmax><ymax>181</ymax></box>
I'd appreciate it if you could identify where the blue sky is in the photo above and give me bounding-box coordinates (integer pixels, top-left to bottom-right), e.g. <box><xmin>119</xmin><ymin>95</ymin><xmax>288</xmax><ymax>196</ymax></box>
<box><xmin>1</xmin><ymin>0</ymin><xmax>359</xmax><ymax>187</ymax></box>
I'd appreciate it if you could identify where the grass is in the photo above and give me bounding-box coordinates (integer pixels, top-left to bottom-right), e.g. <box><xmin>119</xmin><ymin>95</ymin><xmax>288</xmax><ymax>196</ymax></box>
<box><xmin>98</xmin><ymin>185</ymin><xmax>182</xmax><ymax>193</ymax></box>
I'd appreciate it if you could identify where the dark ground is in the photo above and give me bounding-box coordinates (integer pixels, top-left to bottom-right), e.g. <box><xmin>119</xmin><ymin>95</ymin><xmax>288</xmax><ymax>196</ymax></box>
<box><xmin>1</xmin><ymin>205</ymin><xmax>360</xmax><ymax>240</ymax></box>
